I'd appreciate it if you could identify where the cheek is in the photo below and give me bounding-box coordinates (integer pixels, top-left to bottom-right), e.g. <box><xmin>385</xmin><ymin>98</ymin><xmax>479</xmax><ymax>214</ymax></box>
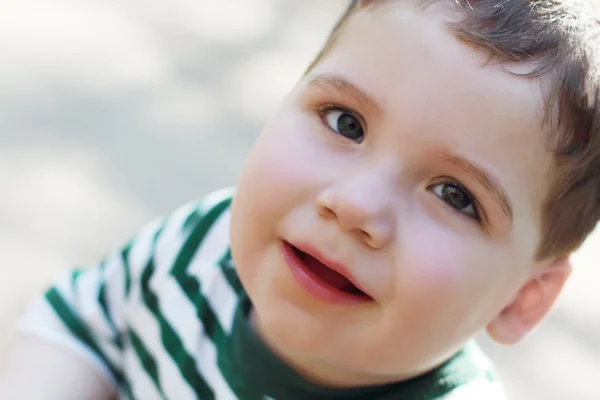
<box><xmin>240</xmin><ymin>108</ymin><xmax>336</xmax><ymax>204</ymax></box>
<box><xmin>394</xmin><ymin>222</ymin><xmax>512</xmax><ymax>333</ymax></box>
<box><xmin>232</xmin><ymin>109</ymin><xmax>327</xmax><ymax>275</ymax></box>
<box><xmin>400</xmin><ymin>234</ymin><xmax>476</xmax><ymax>297</ymax></box>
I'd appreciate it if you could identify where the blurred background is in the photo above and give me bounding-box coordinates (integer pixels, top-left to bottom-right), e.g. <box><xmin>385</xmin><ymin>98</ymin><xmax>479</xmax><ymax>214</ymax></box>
<box><xmin>0</xmin><ymin>0</ymin><xmax>598</xmax><ymax>398</ymax></box>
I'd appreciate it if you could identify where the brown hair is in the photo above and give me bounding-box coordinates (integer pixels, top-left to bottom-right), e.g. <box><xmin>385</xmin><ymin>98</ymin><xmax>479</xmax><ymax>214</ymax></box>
<box><xmin>307</xmin><ymin>0</ymin><xmax>600</xmax><ymax>260</ymax></box>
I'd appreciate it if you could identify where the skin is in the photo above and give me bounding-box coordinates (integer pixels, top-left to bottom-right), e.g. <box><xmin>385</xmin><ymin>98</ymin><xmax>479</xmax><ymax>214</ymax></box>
<box><xmin>0</xmin><ymin>1</ymin><xmax>572</xmax><ymax>398</ymax></box>
<box><xmin>231</xmin><ymin>1</ymin><xmax>571</xmax><ymax>389</ymax></box>
<box><xmin>0</xmin><ymin>335</ymin><xmax>117</xmax><ymax>400</ymax></box>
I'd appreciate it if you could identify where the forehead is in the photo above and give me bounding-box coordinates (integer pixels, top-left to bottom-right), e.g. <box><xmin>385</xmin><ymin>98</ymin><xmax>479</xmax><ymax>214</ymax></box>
<box><xmin>327</xmin><ymin>2</ymin><xmax>545</xmax><ymax>121</ymax></box>
<box><xmin>306</xmin><ymin>1</ymin><xmax>552</xmax><ymax>245</ymax></box>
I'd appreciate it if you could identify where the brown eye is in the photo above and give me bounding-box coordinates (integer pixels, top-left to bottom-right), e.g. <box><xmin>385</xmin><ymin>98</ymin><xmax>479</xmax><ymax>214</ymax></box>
<box><xmin>432</xmin><ymin>182</ymin><xmax>479</xmax><ymax>219</ymax></box>
<box><xmin>323</xmin><ymin>109</ymin><xmax>365</xmax><ymax>142</ymax></box>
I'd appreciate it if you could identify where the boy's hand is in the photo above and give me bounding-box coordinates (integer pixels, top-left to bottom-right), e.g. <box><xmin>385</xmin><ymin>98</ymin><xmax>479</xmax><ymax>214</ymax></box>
<box><xmin>0</xmin><ymin>334</ymin><xmax>117</xmax><ymax>400</ymax></box>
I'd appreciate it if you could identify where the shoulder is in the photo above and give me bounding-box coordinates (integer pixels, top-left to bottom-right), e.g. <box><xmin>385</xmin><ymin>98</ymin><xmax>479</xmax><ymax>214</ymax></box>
<box><xmin>169</xmin><ymin>187</ymin><xmax>234</xmax><ymax>235</ymax></box>
<box><xmin>184</xmin><ymin>188</ymin><xmax>235</xmax><ymax>227</ymax></box>
<box><xmin>15</xmin><ymin>188</ymin><xmax>239</xmax><ymax>397</ymax></box>
<box><xmin>152</xmin><ymin>188</ymin><xmax>235</xmax><ymax>265</ymax></box>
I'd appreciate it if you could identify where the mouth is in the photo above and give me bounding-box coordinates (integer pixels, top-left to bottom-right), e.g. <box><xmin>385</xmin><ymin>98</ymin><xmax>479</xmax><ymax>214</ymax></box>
<box><xmin>282</xmin><ymin>240</ymin><xmax>372</xmax><ymax>304</ymax></box>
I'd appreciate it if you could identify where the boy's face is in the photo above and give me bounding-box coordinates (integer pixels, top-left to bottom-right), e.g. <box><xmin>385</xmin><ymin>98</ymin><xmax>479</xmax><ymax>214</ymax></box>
<box><xmin>231</xmin><ymin>2</ymin><xmax>552</xmax><ymax>386</ymax></box>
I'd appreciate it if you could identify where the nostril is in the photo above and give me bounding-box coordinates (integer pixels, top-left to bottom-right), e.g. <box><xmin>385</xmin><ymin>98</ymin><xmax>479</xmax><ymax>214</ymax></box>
<box><xmin>351</xmin><ymin>227</ymin><xmax>374</xmax><ymax>247</ymax></box>
<box><xmin>318</xmin><ymin>204</ymin><xmax>337</xmax><ymax>219</ymax></box>
<box><xmin>316</xmin><ymin>189</ymin><xmax>392</xmax><ymax>248</ymax></box>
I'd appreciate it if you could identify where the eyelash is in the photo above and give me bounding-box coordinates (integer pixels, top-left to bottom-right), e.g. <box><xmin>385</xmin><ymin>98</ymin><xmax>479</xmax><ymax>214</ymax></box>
<box><xmin>430</xmin><ymin>180</ymin><xmax>483</xmax><ymax>222</ymax></box>
<box><xmin>315</xmin><ymin>104</ymin><xmax>484</xmax><ymax>224</ymax></box>
<box><xmin>316</xmin><ymin>104</ymin><xmax>366</xmax><ymax>134</ymax></box>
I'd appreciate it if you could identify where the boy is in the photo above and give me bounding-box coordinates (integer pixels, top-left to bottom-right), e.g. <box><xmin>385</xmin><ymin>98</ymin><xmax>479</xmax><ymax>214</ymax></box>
<box><xmin>1</xmin><ymin>0</ymin><xmax>599</xmax><ymax>399</ymax></box>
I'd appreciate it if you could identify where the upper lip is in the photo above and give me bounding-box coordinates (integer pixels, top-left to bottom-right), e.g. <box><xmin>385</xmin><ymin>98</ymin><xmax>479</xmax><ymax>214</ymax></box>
<box><xmin>289</xmin><ymin>241</ymin><xmax>371</xmax><ymax>298</ymax></box>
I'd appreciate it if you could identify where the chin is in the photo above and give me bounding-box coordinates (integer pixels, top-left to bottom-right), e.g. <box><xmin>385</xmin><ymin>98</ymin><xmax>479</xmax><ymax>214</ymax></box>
<box><xmin>254</xmin><ymin>295</ymin><xmax>326</xmax><ymax>347</ymax></box>
<box><xmin>258</xmin><ymin>312</ymin><xmax>408</xmax><ymax>387</ymax></box>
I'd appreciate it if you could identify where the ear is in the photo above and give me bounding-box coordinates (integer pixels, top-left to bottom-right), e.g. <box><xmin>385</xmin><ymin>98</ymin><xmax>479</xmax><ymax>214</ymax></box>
<box><xmin>486</xmin><ymin>256</ymin><xmax>572</xmax><ymax>345</ymax></box>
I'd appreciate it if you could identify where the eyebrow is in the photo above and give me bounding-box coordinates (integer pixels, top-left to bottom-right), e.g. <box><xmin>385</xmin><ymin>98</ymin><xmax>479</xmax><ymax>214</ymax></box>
<box><xmin>307</xmin><ymin>74</ymin><xmax>513</xmax><ymax>223</ymax></box>
<box><xmin>306</xmin><ymin>73</ymin><xmax>383</xmax><ymax>117</ymax></box>
<box><xmin>440</xmin><ymin>153</ymin><xmax>514</xmax><ymax>222</ymax></box>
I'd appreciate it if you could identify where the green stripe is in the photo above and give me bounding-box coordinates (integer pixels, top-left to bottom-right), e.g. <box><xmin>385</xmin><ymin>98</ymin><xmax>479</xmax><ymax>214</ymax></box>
<box><xmin>172</xmin><ymin>198</ymin><xmax>232</xmax><ymax>279</ymax></box>
<box><xmin>485</xmin><ymin>369</ymin><xmax>496</xmax><ymax>382</ymax></box>
<box><xmin>46</xmin><ymin>288</ymin><xmax>122</xmax><ymax>383</ymax></box>
<box><xmin>171</xmin><ymin>197</ymin><xmax>232</xmax><ymax>345</ymax></box>
<box><xmin>183</xmin><ymin>208</ymin><xmax>203</xmax><ymax>232</ymax></box>
<box><xmin>97</xmin><ymin>283</ymin><xmax>111</xmax><ymax>328</ymax></box>
<box><xmin>96</xmin><ymin>259</ymin><xmax>124</xmax><ymax>348</ymax></box>
<box><xmin>121</xmin><ymin>246</ymin><xmax>132</xmax><ymax>298</ymax></box>
<box><xmin>170</xmin><ymin>197</ymin><xmax>236</xmax><ymax>396</ymax></box>
<box><xmin>98</xmin><ymin>282</ymin><xmax>123</xmax><ymax>349</ymax></box>
<box><xmin>140</xmin><ymin>229</ymin><xmax>215</xmax><ymax>399</ymax></box>
<box><xmin>218</xmin><ymin>249</ymin><xmax>244</xmax><ymax>295</ymax></box>
<box><xmin>121</xmin><ymin>377</ymin><xmax>136</xmax><ymax>400</ymax></box>
<box><xmin>128</xmin><ymin>328</ymin><xmax>167</xmax><ymax>400</ymax></box>
<box><xmin>169</xmin><ymin>197</ymin><xmax>256</xmax><ymax>398</ymax></box>
<box><xmin>183</xmin><ymin>193</ymin><xmax>233</xmax><ymax>232</ymax></box>
<box><xmin>70</xmin><ymin>269</ymin><xmax>84</xmax><ymax>294</ymax></box>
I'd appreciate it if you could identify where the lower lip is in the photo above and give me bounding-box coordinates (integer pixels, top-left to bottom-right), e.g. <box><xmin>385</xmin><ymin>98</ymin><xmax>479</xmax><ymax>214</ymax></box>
<box><xmin>281</xmin><ymin>241</ymin><xmax>370</xmax><ymax>305</ymax></box>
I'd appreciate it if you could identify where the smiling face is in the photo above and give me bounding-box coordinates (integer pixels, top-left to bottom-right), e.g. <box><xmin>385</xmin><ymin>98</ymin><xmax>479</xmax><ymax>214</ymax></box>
<box><xmin>230</xmin><ymin>1</ymin><xmax>558</xmax><ymax>388</ymax></box>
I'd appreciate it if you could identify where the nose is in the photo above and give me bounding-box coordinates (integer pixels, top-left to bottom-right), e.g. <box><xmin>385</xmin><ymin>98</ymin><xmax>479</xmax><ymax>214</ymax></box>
<box><xmin>316</xmin><ymin>170</ymin><xmax>395</xmax><ymax>249</ymax></box>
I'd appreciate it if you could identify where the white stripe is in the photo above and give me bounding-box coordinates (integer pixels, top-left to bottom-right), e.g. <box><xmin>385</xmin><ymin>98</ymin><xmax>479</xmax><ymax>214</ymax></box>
<box><xmin>127</xmin><ymin>298</ymin><xmax>198</xmax><ymax>400</ymax></box>
<box><xmin>190</xmin><ymin>209</ymin><xmax>232</xmax><ymax>267</ymax></box>
<box><xmin>201</xmin><ymin>188</ymin><xmax>235</xmax><ymax>213</ymax></box>
<box><xmin>125</xmin><ymin>216</ymin><xmax>167</xmax><ymax>308</ymax></box>
<box><xmin>102</xmin><ymin>252</ymin><xmax>127</xmax><ymax>332</ymax></box>
<box><xmin>193</xmin><ymin>334</ymin><xmax>237</xmax><ymax>399</ymax></box>
<box><xmin>151</xmin><ymin>277</ymin><xmax>199</xmax><ymax>351</ymax></box>
<box><xmin>128</xmin><ymin>216</ymin><xmax>164</xmax><ymax>276</ymax></box>
<box><xmin>439</xmin><ymin>381</ymin><xmax>506</xmax><ymax>400</ymax></box>
<box><xmin>72</xmin><ymin>267</ymin><xmax>116</xmax><ymax>337</ymax></box>
<box><xmin>153</xmin><ymin>200</ymin><xmax>202</xmax><ymax>272</ymax></box>
<box><xmin>188</xmin><ymin>209</ymin><xmax>238</xmax><ymax>333</ymax></box>
<box><xmin>133</xmin><ymin>201</ymin><xmax>220</xmax><ymax>397</ymax></box>
<box><xmin>156</xmin><ymin>277</ymin><xmax>237</xmax><ymax>399</ymax></box>
<box><xmin>123</xmin><ymin>202</ymin><xmax>194</xmax><ymax>304</ymax></box>
<box><xmin>117</xmin><ymin>386</ymin><xmax>131</xmax><ymax>399</ymax></box>
<box><xmin>51</xmin><ymin>270</ymin><xmax>122</xmax><ymax>371</ymax></box>
<box><xmin>192</xmin><ymin>282</ymin><xmax>237</xmax><ymax>399</ymax></box>
<box><xmin>122</xmin><ymin>344</ymin><xmax>164</xmax><ymax>400</ymax></box>
<box><xmin>470</xmin><ymin>343</ymin><xmax>496</xmax><ymax>371</ymax></box>
<box><xmin>126</xmin><ymin>201</ymin><xmax>200</xmax><ymax>280</ymax></box>
<box><xmin>17</xmin><ymin>196</ymin><xmax>243</xmax><ymax>400</ymax></box>
<box><xmin>202</xmin><ymin>264</ymin><xmax>239</xmax><ymax>334</ymax></box>
<box><xmin>150</xmin><ymin>205</ymin><xmax>237</xmax><ymax>398</ymax></box>
<box><xmin>160</xmin><ymin>278</ymin><xmax>234</xmax><ymax>398</ymax></box>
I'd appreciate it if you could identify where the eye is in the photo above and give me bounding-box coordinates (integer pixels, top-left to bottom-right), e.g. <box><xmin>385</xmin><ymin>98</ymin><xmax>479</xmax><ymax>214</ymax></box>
<box><xmin>431</xmin><ymin>182</ymin><xmax>479</xmax><ymax>219</ymax></box>
<box><xmin>322</xmin><ymin>108</ymin><xmax>365</xmax><ymax>142</ymax></box>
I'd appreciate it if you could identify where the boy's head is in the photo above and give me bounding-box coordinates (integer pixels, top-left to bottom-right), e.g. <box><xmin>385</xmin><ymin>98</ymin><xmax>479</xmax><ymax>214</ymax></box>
<box><xmin>230</xmin><ymin>0</ymin><xmax>600</xmax><ymax>387</ymax></box>
<box><xmin>309</xmin><ymin>0</ymin><xmax>600</xmax><ymax>261</ymax></box>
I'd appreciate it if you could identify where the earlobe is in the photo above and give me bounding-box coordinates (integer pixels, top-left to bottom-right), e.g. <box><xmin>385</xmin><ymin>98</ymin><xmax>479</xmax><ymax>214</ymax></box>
<box><xmin>486</xmin><ymin>257</ymin><xmax>572</xmax><ymax>345</ymax></box>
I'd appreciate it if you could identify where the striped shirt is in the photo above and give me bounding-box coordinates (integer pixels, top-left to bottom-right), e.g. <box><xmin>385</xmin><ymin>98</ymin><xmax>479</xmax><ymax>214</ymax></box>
<box><xmin>18</xmin><ymin>189</ymin><xmax>506</xmax><ymax>400</ymax></box>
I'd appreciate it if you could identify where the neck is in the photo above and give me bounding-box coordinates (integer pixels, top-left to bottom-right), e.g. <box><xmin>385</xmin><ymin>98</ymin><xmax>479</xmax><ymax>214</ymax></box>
<box><xmin>248</xmin><ymin>307</ymin><xmax>418</xmax><ymax>389</ymax></box>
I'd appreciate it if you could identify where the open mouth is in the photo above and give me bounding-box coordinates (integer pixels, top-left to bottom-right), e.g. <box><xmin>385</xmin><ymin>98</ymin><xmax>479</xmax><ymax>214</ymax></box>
<box><xmin>283</xmin><ymin>241</ymin><xmax>371</xmax><ymax>301</ymax></box>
